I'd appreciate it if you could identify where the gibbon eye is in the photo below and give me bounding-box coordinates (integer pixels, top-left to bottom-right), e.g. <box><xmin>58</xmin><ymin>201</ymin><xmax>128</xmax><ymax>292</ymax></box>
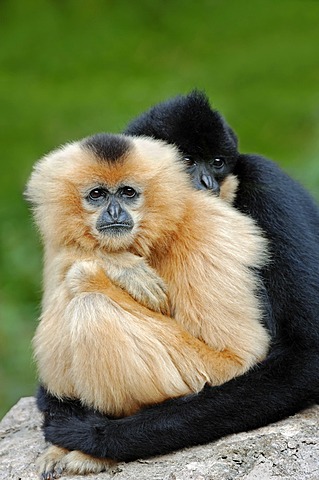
<box><xmin>89</xmin><ymin>188</ymin><xmax>106</xmax><ymax>200</ymax></box>
<box><xmin>121</xmin><ymin>186</ymin><xmax>137</xmax><ymax>198</ymax></box>
<box><xmin>212</xmin><ymin>158</ymin><xmax>225</xmax><ymax>169</ymax></box>
<box><xmin>184</xmin><ymin>156</ymin><xmax>197</xmax><ymax>167</ymax></box>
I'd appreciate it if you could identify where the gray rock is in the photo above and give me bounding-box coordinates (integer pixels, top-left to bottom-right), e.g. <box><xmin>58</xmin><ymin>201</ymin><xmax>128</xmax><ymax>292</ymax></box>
<box><xmin>0</xmin><ymin>397</ymin><xmax>318</xmax><ymax>480</ymax></box>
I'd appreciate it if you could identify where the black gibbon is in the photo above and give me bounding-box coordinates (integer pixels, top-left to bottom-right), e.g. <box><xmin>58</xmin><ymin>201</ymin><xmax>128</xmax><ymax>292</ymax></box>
<box><xmin>26</xmin><ymin>133</ymin><xmax>269</xmax><ymax>476</ymax></box>
<box><xmin>39</xmin><ymin>92</ymin><xmax>319</xmax><ymax>462</ymax></box>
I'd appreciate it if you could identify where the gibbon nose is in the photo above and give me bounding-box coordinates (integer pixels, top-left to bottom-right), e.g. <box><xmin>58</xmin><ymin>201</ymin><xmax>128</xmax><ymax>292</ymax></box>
<box><xmin>200</xmin><ymin>174</ymin><xmax>220</xmax><ymax>195</ymax></box>
<box><xmin>107</xmin><ymin>199</ymin><xmax>122</xmax><ymax>221</ymax></box>
<box><xmin>200</xmin><ymin>173</ymin><xmax>213</xmax><ymax>190</ymax></box>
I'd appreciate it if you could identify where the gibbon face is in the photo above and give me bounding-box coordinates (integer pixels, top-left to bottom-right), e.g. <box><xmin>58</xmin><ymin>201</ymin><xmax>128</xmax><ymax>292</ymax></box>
<box><xmin>125</xmin><ymin>91</ymin><xmax>239</xmax><ymax>197</ymax></box>
<box><xmin>26</xmin><ymin>133</ymin><xmax>199</xmax><ymax>255</ymax></box>
<box><xmin>78</xmin><ymin>178</ymin><xmax>143</xmax><ymax>253</ymax></box>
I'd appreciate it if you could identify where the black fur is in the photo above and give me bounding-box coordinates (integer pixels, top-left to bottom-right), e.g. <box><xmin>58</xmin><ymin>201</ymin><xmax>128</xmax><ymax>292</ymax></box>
<box><xmin>126</xmin><ymin>90</ymin><xmax>238</xmax><ymax>156</ymax></box>
<box><xmin>83</xmin><ymin>133</ymin><xmax>130</xmax><ymax>162</ymax></box>
<box><xmin>127</xmin><ymin>91</ymin><xmax>238</xmax><ymax>193</ymax></box>
<box><xmin>38</xmin><ymin>92</ymin><xmax>319</xmax><ymax>461</ymax></box>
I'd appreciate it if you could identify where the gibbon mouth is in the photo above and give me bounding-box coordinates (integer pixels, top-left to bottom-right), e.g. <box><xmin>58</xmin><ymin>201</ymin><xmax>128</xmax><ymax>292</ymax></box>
<box><xmin>98</xmin><ymin>224</ymin><xmax>133</xmax><ymax>234</ymax></box>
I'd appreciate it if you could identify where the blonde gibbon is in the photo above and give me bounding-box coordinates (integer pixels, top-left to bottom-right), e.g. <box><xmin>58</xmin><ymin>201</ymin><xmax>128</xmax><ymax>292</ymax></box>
<box><xmin>26</xmin><ymin>133</ymin><xmax>269</xmax><ymax>477</ymax></box>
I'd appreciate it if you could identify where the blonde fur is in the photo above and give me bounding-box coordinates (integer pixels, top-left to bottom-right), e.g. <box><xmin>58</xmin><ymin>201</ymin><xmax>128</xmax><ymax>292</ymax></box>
<box><xmin>26</xmin><ymin>134</ymin><xmax>269</xmax><ymax>476</ymax></box>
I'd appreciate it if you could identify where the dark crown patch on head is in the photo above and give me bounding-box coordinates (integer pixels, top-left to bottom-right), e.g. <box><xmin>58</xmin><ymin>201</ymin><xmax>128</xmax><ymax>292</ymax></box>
<box><xmin>83</xmin><ymin>133</ymin><xmax>131</xmax><ymax>162</ymax></box>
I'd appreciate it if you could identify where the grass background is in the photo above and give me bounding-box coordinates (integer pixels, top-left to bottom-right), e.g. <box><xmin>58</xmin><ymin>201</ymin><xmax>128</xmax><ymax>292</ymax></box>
<box><xmin>0</xmin><ymin>0</ymin><xmax>318</xmax><ymax>418</ymax></box>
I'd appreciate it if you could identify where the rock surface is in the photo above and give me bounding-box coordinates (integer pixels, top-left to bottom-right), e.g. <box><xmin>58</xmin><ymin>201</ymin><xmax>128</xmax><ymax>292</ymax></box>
<box><xmin>0</xmin><ymin>397</ymin><xmax>318</xmax><ymax>480</ymax></box>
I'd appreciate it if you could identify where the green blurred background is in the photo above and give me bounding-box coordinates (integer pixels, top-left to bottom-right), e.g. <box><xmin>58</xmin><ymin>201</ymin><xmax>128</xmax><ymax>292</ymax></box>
<box><xmin>0</xmin><ymin>0</ymin><xmax>318</xmax><ymax>419</ymax></box>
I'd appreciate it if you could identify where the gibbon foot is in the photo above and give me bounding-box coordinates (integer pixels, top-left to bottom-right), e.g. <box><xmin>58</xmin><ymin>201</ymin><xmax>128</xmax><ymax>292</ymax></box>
<box><xmin>36</xmin><ymin>445</ymin><xmax>68</xmax><ymax>479</ymax></box>
<box><xmin>37</xmin><ymin>445</ymin><xmax>117</xmax><ymax>478</ymax></box>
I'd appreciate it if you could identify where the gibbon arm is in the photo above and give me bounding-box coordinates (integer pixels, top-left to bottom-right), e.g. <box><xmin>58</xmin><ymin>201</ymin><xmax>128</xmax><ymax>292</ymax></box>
<box><xmin>39</xmin><ymin>344</ymin><xmax>319</xmax><ymax>461</ymax></box>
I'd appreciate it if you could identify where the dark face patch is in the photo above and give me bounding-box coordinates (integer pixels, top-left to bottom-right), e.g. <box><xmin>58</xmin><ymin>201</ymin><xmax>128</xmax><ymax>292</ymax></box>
<box><xmin>83</xmin><ymin>133</ymin><xmax>131</xmax><ymax>162</ymax></box>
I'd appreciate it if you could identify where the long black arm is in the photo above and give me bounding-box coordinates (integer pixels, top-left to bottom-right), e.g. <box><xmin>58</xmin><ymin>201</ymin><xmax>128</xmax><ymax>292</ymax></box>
<box><xmin>39</xmin><ymin>345</ymin><xmax>318</xmax><ymax>461</ymax></box>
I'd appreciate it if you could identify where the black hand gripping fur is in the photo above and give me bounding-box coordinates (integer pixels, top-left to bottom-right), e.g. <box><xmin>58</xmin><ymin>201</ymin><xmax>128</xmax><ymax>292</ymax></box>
<box><xmin>38</xmin><ymin>91</ymin><xmax>319</xmax><ymax>460</ymax></box>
